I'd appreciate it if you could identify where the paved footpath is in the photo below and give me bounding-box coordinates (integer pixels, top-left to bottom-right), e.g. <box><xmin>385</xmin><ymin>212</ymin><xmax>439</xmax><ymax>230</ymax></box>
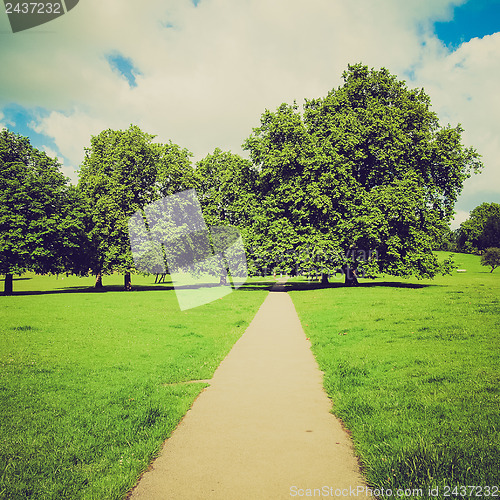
<box><xmin>129</xmin><ymin>280</ymin><xmax>371</xmax><ymax>499</ymax></box>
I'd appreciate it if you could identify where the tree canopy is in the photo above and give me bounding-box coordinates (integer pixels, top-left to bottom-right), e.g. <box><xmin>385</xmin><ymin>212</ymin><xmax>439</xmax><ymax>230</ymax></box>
<box><xmin>77</xmin><ymin>125</ymin><xmax>195</xmax><ymax>288</ymax></box>
<box><xmin>194</xmin><ymin>148</ymin><xmax>265</xmax><ymax>275</ymax></box>
<box><xmin>0</xmin><ymin>128</ymin><xmax>84</xmax><ymax>294</ymax></box>
<box><xmin>195</xmin><ymin>148</ymin><xmax>258</xmax><ymax>228</ymax></box>
<box><xmin>243</xmin><ymin>64</ymin><xmax>482</xmax><ymax>281</ymax></box>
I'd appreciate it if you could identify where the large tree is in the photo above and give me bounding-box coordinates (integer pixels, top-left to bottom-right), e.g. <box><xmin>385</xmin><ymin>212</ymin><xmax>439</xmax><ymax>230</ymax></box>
<box><xmin>77</xmin><ymin>125</ymin><xmax>195</xmax><ymax>289</ymax></box>
<box><xmin>195</xmin><ymin>148</ymin><xmax>258</xmax><ymax>228</ymax></box>
<box><xmin>194</xmin><ymin>148</ymin><xmax>261</xmax><ymax>281</ymax></box>
<box><xmin>457</xmin><ymin>202</ymin><xmax>500</xmax><ymax>254</ymax></box>
<box><xmin>243</xmin><ymin>64</ymin><xmax>482</xmax><ymax>282</ymax></box>
<box><xmin>0</xmin><ymin>129</ymin><xmax>85</xmax><ymax>294</ymax></box>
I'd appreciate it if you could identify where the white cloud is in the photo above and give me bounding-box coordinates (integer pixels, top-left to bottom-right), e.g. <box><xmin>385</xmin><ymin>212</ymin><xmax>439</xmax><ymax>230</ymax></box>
<box><xmin>1</xmin><ymin>0</ymin><xmax>498</xmax><ymax>207</ymax></box>
<box><xmin>41</xmin><ymin>144</ymin><xmax>59</xmax><ymax>159</ymax></box>
<box><xmin>40</xmin><ymin>144</ymin><xmax>78</xmax><ymax>183</ymax></box>
<box><xmin>33</xmin><ymin>109</ymin><xmax>124</xmax><ymax>168</ymax></box>
<box><xmin>451</xmin><ymin>209</ymin><xmax>469</xmax><ymax>230</ymax></box>
<box><xmin>411</xmin><ymin>32</ymin><xmax>500</xmax><ymax>197</ymax></box>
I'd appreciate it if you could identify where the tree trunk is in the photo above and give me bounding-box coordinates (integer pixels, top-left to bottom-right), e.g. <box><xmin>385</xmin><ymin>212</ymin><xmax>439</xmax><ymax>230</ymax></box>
<box><xmin>124</xmin><ymin>272</ymin><xmax>132</xmax><ymax>290</ymax></box>
<box><xmin>95</xmin><ymin>272</ymin><xmax>103</xmax><ymax>289</ymax></box>
<box><xmin>321</xmin><ymin>273</ymin><xmax>329</xmax><ymax>285</ymax></box>
<box><xmin>4</xmin><ymin>274</ymin><xmax>13</xmax><ymax>295</ymax></box>
<box><xmin>219</xmin><ymin>275</ymin><xmax>228</xmax><ymax>286</ymax></box>
<box><xmin>343</xmin><ymin>265</ymin><xmax>359</xmax><ymax>286</ymax></box>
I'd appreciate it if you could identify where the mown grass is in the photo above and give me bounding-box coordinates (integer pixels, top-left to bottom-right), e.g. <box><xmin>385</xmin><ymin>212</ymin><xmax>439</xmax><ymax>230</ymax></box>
<box><xmin>290</xmin><ymin>253</ymin><xmax>499</xmax><ymax>497</ymax></box>
<box><xmin>0</xmin><ymin>273</ymin><xmax>270</xmax><ymax>499</ymax></box>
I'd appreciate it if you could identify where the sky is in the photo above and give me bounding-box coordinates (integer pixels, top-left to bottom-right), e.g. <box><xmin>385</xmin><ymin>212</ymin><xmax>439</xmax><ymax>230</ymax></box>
<box><xmin>1</xmin><ymin>0</ymin><xmax>499</xmax><ymax>229</ymax></box>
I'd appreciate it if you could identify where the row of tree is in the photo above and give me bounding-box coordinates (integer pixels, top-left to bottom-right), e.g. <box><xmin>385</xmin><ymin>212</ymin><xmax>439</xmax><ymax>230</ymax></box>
<box><xmin>1</xmin><ymin>64</ymin><xmax>485</xmax><ymax>294</ymax></box>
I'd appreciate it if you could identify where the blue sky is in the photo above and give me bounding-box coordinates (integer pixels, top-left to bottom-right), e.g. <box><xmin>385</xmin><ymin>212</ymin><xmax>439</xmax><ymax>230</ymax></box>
<box><xmin>106</xmin><ymin>53</ymin><xmax>141</xmax><ymax>88</ymax></box>
<box><xmin>434</xmin><ymin>0</ymin><xmax>500</xmax><ymax>48</ymax></box>
<box><xmin>1</xmin><ymin>0</ymin><xmax>499</xmax><ymax>228</ymax></box>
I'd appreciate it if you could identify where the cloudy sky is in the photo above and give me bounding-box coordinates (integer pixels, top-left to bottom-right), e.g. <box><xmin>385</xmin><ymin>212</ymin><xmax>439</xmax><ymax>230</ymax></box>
<box><xmin>1</xmin><ymin>0</ymin><xmax>499</xmax><ymax>228</ymax></box>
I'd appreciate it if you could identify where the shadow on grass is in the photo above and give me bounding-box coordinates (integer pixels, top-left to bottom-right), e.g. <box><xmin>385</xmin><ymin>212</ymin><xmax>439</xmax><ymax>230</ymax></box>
<box><xmin>1</xmin><ymin>275</ymin><xmax>438</xmax><ymax>296</ymax></box>
<box><xmin>0</xmin><ymin>277</ymin><xmax>33</xmax><ymax>281</ymax></box>
<box><xmin>287</xmin><ymin>280</ymin><xmax>435</xmax><ymax>291</ymax></box>
<box><xmin>1</xmin><ymin>280</ymin><xmax>277</xmax><ymax>296</ymax></box>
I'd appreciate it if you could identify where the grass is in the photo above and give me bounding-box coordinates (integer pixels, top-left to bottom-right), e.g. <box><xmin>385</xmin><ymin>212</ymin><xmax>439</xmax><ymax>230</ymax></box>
<box><xmin>289</xmin><ymin>252</ymin><xmax>499</xmax><ymax>497</ymax></box>
<box><xmin>0</xmin><ymin>272</ymin><xmax>270</xmax><ymax>499</ymax></box>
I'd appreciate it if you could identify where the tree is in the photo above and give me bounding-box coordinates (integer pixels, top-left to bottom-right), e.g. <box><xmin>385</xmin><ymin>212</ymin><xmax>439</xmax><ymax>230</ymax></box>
<box><xmin>481</xmin><ymin>247</ymin><xmax>500</xmax><ymax>273</ymax></box>
<box><xmin>0</xmin><ymin>129</ymin><xmax>85</xmax><ymax>294</ymax></box>
<box><xmin>480</xmin><ymin>215</ymin><xmax>500</xmax><ymax>250</ymax></box>
<box><xmin>243</xmin><ymin>64</ymin><xmax>482</xmax><ymax>283</ymax></box>
<box><xmin>195</xmin><ymin>148</ymin><xmax>260</xmax><ymax>282</ymax></box>
<box><xmin>195</xmin><ymin>149</ymin><xmax>258</xmax><ymax>227</ymax></box>
<box><xmin>457</xmin><ymin>202</ymin><xmax>500</xmax><ymax>254</ymax></box>
<box><xmin>77</xmin><ymin>125</ymin><xmax>195</xmax><ymax>289</ymax></box>
<box><xmin>433</xmin><ymin>226</ymin><xmax>458</xmax><ymax>252</ymax></box>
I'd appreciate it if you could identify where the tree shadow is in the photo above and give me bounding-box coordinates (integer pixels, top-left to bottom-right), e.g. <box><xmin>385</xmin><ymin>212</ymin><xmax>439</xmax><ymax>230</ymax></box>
<box><xmin>287</xmin><ymin>279</ymin><xmax>435</xmax><ymax>291</ymax></box>
<box><xmin>0</xmin><ymin>276</ymin><xmax>32</xmax><ymax>282</ymax></box>
<box><xmin>1</xmin><ymin>275</ymin><xmax>440</xmax><ymax>296</ymax></box>
<box><xmin>235</xmin><ymin>281</ymin><xmax>276</xmax><ymax>291</ymax></box>
<box><xmin>1</xmin><ymin>279</ymin><xmax>278</xmax><ymax>296</ymax></box>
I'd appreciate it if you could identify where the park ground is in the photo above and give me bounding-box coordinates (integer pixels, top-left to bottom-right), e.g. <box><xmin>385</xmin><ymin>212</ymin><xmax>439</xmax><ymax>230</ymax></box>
<box><xmin>0</xmin><ymin>252</ymin><xmax>499</xmax><ymax>499</ymax></box>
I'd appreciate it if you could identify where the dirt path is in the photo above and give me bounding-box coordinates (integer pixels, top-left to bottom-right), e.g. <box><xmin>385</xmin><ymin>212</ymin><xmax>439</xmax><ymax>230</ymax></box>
<box><xmin>128</xmin><ymin>280</ymin><xmax>371</xmax><ymax>499</ymax></box>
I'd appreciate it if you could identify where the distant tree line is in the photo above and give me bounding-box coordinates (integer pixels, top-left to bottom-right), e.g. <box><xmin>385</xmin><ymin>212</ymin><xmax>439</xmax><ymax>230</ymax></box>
<box><xmin>433</xmin><ymin>202</ymin><xmax>500</xmax><ymax>255</ymax></box>
<box><xmin>1</xmin><ymin>64</ymin><xmax>486</xmax><ymax>294</ymax></box>
<box><xmin>457</xmin><ymin>202</ymin><xmax>500</xmax><ymax>253</ymax></box>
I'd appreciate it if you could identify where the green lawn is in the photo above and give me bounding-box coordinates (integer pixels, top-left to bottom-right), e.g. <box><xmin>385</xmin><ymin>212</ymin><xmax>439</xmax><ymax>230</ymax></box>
<box><xmin>0</xmin><ymin>273</ymin><xmax>270</xmax><ymax>499</ymax></box>
<box><xmin>3</xmin><ymin>258</ymin><xmax>499</xmax><ymax>499</ymax></box>
<box><xmin>289</xmin><ymin>252</ymin><xmax>499</xmax><ymax>497</ymax></box>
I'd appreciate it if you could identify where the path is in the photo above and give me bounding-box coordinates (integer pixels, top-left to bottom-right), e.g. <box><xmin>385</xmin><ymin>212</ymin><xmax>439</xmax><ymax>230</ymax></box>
<box><xmin>128</xmin><ymin>280</ymin><xmax>371</xmax><ymax>499</ymax></box>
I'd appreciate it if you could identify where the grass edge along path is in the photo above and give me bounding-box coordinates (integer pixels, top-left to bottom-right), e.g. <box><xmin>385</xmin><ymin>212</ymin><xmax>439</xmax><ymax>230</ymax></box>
<box><xmin>128</xmin><ymin>279</ymin><xmax>371</xmax><ymax>499</ymax></box>
<box><xmin>289</xmin><ymin>253</ymin><xmax>499</xmax><ymax>499</ymax></box>
<box><xmin>0</xmin><ymin>273</ymin><xmax>270</xmax><ymax>499</ymax></box>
